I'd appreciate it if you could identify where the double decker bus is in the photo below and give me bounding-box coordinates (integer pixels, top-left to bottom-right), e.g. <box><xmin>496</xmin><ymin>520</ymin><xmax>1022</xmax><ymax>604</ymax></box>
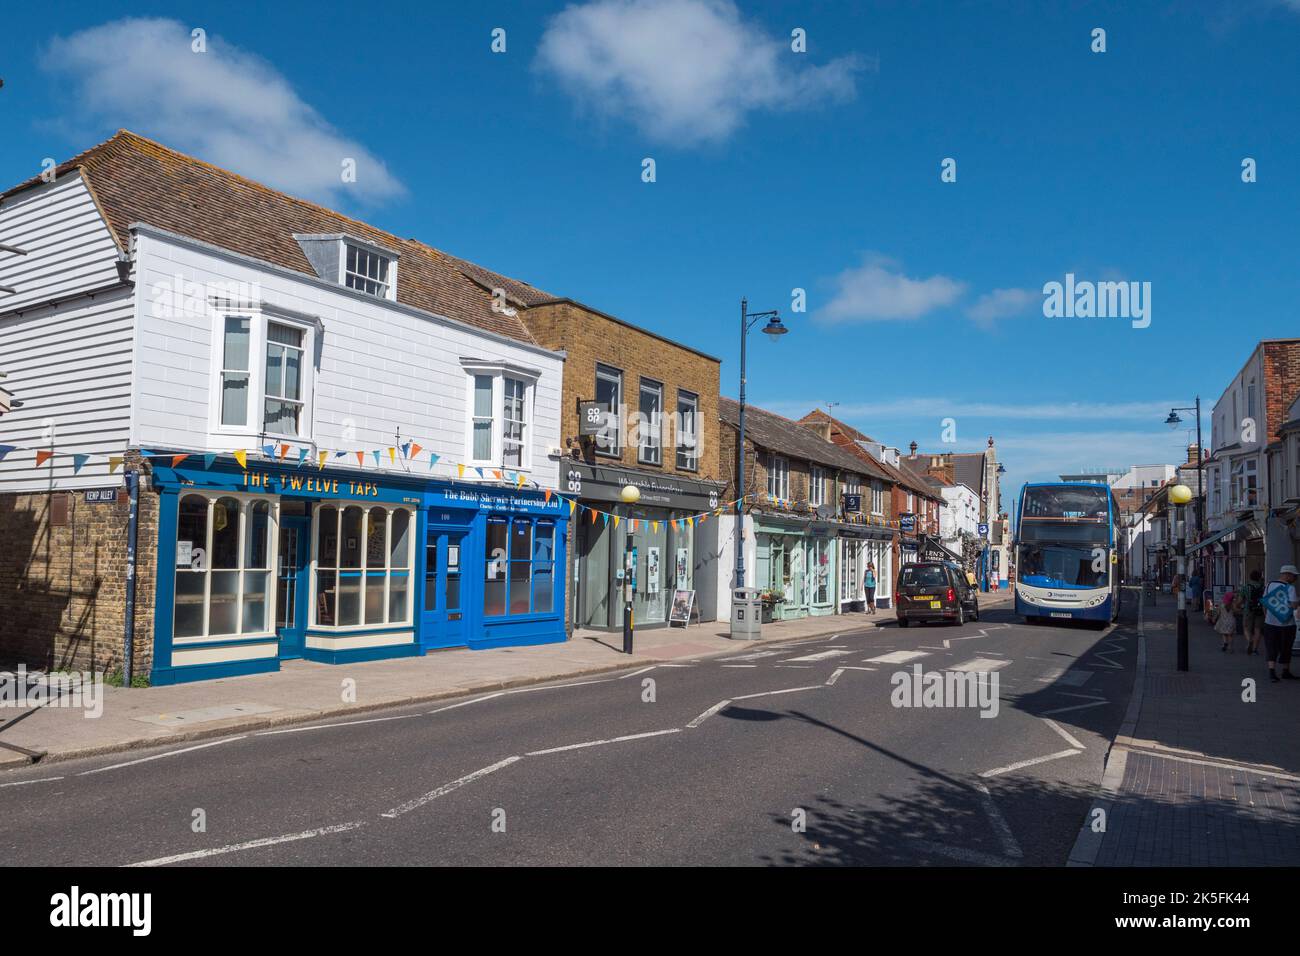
<box><xmin>1013</xmin><ymin>482</ymin><xmax>1122</xmax><ymax>625</ymax></box>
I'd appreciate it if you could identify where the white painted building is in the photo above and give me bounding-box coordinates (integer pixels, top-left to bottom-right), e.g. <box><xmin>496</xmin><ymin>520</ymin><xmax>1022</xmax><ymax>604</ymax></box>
<box><xmin>0</xmin><ymin>131</ymin><xmax>571</xmax><ymax>684</ymax></box>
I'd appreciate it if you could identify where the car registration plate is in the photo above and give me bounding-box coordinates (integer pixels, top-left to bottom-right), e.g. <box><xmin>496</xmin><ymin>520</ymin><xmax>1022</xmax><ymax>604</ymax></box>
<box><xmin>913</xmin><ymin>595</ymin><xmax>932</xmax><ymax>601</ymax></box>
<box><xmin>1050</xmin><ymin>612</ymin><xmax>1071</xmax><ymax>618</ymax></box>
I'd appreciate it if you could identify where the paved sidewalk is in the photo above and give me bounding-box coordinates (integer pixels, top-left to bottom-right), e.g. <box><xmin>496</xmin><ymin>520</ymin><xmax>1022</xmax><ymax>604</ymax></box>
<box><xmin>1071</xmin><ymin>591</ymin><xmax>1300</xmax><ymax>866</ymax></box>
<box><xmin>3</xmin><ymin>594</ymin><xmax>1012</xmax><ymax>769</ymax></box>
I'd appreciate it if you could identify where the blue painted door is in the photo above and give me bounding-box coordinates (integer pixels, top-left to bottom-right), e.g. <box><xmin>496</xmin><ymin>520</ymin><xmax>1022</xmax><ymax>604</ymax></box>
<box><xmin>422</xmin><ymin>529</ymin><xmax>469</xmax><ymax>649</ymax></box>
<box><xmin>276</xmin><ymin>516</ymin><xmax>311</xmax><ymax>659</ymax></box>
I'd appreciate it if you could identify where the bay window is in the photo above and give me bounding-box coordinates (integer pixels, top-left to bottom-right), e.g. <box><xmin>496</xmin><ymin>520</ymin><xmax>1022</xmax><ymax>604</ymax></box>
<box><xmin>314</xmin><ymin>504</ymin><xmax>413</xmax><ymax>627</ymax></box>
<box><xmin>462</xmin><ymin>361</ymin><xmax>538</xmax><ymax>469</ymax></box>
<box><xmin>173</xmin><ymin>493</ymin><xmax>272</xmax><ymax>641</ymax></box>
<box><xmin>214</xmin><ymin>310</ymin><xmax>314</xmax><ymax>440</ymax></box>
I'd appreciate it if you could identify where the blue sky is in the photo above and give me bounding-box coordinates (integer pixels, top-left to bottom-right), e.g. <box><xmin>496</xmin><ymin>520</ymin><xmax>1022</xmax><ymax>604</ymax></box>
<box><xmin>3</xmin><ymin>0</ymin><xmax>1298</xmax><ymax>506</ymax></box>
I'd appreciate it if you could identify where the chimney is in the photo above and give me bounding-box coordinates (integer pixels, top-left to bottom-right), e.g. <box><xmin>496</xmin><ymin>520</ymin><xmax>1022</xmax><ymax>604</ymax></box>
<box><xmin>1187</xmin><ymin>443</ymin><xmax>1200</xmax><ymax>465</ymax></box>
<box><xmin>909</xmin><ymin>441</ymin><xmax>918</xmax><ymax>457</ymax></box>
<box><xmin>802</xmin><ymin>421</ymin><xmax>834</xmax><ymax>442</ymax></box>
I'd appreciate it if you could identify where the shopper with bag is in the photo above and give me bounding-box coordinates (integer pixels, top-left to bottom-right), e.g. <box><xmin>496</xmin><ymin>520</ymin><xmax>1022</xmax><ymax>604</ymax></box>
<box><xmin>1261</xmin><ymin>565</ymin><xmax>1300</xmax><ymax>683</ymax></box>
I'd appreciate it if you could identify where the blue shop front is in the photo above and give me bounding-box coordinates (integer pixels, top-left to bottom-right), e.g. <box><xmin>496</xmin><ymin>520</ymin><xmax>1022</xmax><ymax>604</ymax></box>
<box><xmin>149</xmin><ymin>455</ymin><xmax>566</xmax><ymax>685</ymax></box>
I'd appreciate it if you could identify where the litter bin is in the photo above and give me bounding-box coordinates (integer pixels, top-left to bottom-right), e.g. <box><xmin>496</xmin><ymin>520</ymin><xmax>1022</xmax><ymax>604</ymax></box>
<box><xmin>730</xmin><ymin>587</ymin><xmax>762</xmax><ymax>640</ymax></box>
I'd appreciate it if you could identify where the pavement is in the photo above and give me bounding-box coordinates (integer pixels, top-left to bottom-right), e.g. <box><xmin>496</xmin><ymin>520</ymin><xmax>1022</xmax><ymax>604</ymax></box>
<box><xmin>1069</xmin><ymin>588</ymin><xmax>1300</xmax><ymax>867</ymax></box>
<box><xmin>0</xmin><ymin>593</ymin><xmax>1134</xmax><ymax>866</ymax></box>
<box><xmin>1</xmin><ymin>595</ymin><xmax>980</xmax><ymax>768</ymax></box>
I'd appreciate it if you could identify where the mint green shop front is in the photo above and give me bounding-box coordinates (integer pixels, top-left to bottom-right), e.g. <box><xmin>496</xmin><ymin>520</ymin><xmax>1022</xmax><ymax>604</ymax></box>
<box><xmin>148</xmin><ymin>455</ymin><xmax>567</xmax><ymax>684</ymax></box>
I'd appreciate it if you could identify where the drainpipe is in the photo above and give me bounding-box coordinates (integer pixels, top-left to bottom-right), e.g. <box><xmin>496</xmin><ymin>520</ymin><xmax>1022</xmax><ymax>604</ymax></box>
<box><xmin>123</xmin><ymin>468</ymin><xmax>140</xmax><ymax>686</ymax></box>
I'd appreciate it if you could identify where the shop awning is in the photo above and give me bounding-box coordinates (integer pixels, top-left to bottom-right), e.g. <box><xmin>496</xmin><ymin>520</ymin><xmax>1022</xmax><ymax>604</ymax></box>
<box><xmin>920</xmin><ymin>534</ymin><xmax>961</xmax><ymax>562</ymax></box>
<box><xmin>1187</xmin><ymin>521</ymin><xmax>1248</xmax><ymax>555</ymax></box>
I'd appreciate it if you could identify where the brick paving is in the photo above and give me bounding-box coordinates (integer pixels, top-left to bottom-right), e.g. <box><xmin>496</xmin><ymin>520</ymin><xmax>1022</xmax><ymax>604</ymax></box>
<box><xmin>1091</xmin><ymin>596</ymin><xmax>1300</xmax><ymax>866</ymax></box>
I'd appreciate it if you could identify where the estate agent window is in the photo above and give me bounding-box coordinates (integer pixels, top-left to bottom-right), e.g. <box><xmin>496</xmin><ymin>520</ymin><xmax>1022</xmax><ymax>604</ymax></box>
<box><xmin>217</xmin><ymin>312</ymin><xmax>314</xmax><ymax>439</ymax></box>
<box><xmin>174</xmin><ymin>493</ymin><xmax>273</xmax><ymax>640</ymax></box>
<box><xmin>485</xmin><ymin>517</ymin><xmax>556</xmax><ymax>617</ymax></box>
<box><xmin>315</xmin><ymin>504</ymin><xmax>413</xmax><ymax>627</ymax></box>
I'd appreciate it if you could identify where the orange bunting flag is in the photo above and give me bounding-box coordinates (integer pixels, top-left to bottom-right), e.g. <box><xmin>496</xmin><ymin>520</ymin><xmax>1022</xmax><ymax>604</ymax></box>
<box><xmin>172</xmin><ymin>454</ymin><xmax>190</xmax><ymax>468</ymax></box>
<box><xmin>591</xmin><ymin>509</ymin><xmax>599</xmax><ymax>524</ymax></box>
<box><xmin>108</xmin><ymin>456</ymin><xmax>124</xmax><ymax>474</ymax></box>
<box><xmin>234</xmin><ymin>449</ymin><xmax>247</xmax><ymax>469</ymax></box>
<box><xmin>279</xmin><ymin>444</ymin><xmax>290</xmax><ymax>461</ymax></box>
<box><xmin>493</xmin><ymin>470</ymin><xmax>503</xmax><ymax>481</ymax></box>
<box><xmin>410</xmin><ymin>443</ymin><xmax>422</xmax><ymax>459</ymax></box>
<box><xmin>35</xmin><ymin>450</ymin><xmax>54</xmax><ymax>467</ymax></box>
<box><xmin>355</xmin><ymin>451</ymin><xmax>365</xmax><ymax>466</ymax></box>
<box><xmin>544</xmin><ymin>489</ymin><xmax>553</xmax><ymax>506</ymax></box>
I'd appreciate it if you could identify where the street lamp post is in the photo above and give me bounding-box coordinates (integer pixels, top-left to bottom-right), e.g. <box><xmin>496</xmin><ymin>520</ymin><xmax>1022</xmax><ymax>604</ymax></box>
<box><xmin>1165</xmin><ymin>397</ymin><xmax>1204</xmax><ymax>547</ymax></box>
<box><xmin>1170</xmin><ymin>483</ymin><xmax>1193</xmax><ymax>671</ymax></box>
<box><xmin>620</xmin><ymin>484</ymin><xmax>641</xmax><ymax>654</ymax></box>
<box><xmin>734</xmin><ymin>298</ymin><xmax>788</xmax><ymax>591</ymax></box>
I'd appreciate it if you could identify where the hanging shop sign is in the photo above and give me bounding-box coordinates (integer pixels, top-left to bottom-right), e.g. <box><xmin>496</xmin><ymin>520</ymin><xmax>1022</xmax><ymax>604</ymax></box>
<box><xmin>899</xmin><ymin>513</ymin><xmax>916</xmax><ymax>534</ymax></box>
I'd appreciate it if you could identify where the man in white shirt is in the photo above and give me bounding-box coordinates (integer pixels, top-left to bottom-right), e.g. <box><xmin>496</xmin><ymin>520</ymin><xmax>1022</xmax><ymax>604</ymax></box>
<box><xmin>1262</xmin><ymin>564</ymin><xmax>1300</xmax><ymax>683</ymax></box>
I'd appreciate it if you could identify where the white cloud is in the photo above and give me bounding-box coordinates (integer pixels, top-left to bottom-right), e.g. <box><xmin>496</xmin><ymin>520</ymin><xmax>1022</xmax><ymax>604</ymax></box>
<box><xmin>966</xmin><ymin>287</ymin><xmax>1038</xmax><ymax>326</ymax></box>
<box><xmin>43</xmin><ymin>18</ymin><xmax>404</xmax><ymax>205</ymax></box>
<box><xmin>817</xmin><ymin>254</ymin><xmax>966</xmax><ymax>323</ymax></box>
<box><xmin>535</xmin><ymin>0</ymin><xmax>864</xmax><ymax>145</ymax></box>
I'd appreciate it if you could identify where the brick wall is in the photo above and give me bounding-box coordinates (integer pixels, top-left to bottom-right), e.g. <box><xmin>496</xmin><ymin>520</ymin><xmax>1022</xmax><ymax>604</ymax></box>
<box><xmin>1264</xmin><ymin>341</ymin><xmax>1300</xmax><ymax>441</ymax></box>
<box><xmin>0</xmin><ymin>456</ymin><xmax>157</xmax><ymax>675</ymax></box>
<box><xmin>717</xmin><ymin>422</ymin><xmax>823</xmax><ymax>515</ymax></box>
<box><xmin>518</xmin><ymin>301</ymin><xmax>722</xmax><ymax>482</ymax></box>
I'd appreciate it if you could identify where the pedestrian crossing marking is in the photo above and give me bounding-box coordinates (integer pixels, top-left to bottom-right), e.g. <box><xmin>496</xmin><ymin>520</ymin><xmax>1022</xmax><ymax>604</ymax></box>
<box><xmin>782</xmin><ymin>648</ymin><xmax>857</xmax><ymax>663</ymax></box>
<box><xmin>948</xmin><ymin>658</ymin><xmax>1011</xmax><ymax>673</ymax></box>
<box><xmin>865</xmin><ymin>650</ymin><xmax>930</xmax><ymax>664</ymax></box>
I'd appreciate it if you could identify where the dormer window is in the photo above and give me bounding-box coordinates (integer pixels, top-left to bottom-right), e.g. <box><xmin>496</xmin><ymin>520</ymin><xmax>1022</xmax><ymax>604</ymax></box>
<box><xmin>293</xmin><ymin>234</ymin><xmax>398</xmax><ymax>300</ymax></box>
<box><xmin>345</xmin><ymin>243</ymin><xmax>393</xmax><ymax>298</ymax></box>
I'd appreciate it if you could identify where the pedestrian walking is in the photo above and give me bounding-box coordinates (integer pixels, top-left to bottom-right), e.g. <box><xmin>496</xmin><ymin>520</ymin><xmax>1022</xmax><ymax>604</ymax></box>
<box><xmin>863</xmin><ymin>563</ymin><xmax>877</xmax><ymax>615</ymax></box>
<box><xmin>1240</xmin><ymin>569</ymin><xmax>1266</xmax><ymax>655</ymax></box>
<box><xmin>1215</xmin><ymin>592</ymin><xmax>1239</xmax><ymax>653</ymax></box>
<box><xmin>1261</xmin><ymin>565</ymin><xmax>1300</xmax><ymax>683</ymax></box>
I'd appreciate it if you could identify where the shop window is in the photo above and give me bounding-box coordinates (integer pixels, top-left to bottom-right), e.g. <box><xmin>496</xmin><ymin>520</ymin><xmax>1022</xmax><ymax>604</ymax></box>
<box><xmin>314</xmin><ymin>503</ymin><xmax>413</xmax><ymax>628</ymax></box>
<box><xmin>173</xmin><ymin>494</ymin><xmax>272</xmax><ymax>640</ymax></box>
<box><xmin>485</xmin><ymin>516</ymin><xmax>556</xmax><ymax>617</ymax></box>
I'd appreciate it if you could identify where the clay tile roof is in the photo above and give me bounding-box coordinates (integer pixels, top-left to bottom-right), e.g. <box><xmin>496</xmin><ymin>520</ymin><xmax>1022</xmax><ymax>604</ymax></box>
<box><xmin>1</xmin><ymin>130</ymin><xmax>545</xmax><ymax>345</ymax></box>
<box><xmin>797</xmin><ymin>408</ymin><xmax>940</xmax><ymax>498</ymax></box>
<box><xmin>719</xmin><ymin>397</ymin><xmax>880</xmax><ymax>475</ymax></box>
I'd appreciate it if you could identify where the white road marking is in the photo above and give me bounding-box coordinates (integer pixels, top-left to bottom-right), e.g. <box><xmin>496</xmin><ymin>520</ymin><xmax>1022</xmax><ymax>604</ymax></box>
<box><xmin>825</xmin><ymin>668</ymin><xmax>846</xmax><ymax>686</ymax></box>
<box><xmin>721</xmin><ymin>664</ymin><xmax>757</xmax><ymax>668</ymax></box>
<box><xmin>781</xmin><ymin>648</ymin><xmax>856</xmax><ymax>663</ymax></box>
<box><xmin>911</xmin><ymin>839</ymin><xmax>1018</xmax><ymax>867</ymax></box>
<box><xmin>659</xmin><ymin>664</ymin><xmax>694</xmax><ymax>668</ymax></box>
<box><xmin>980</xmin><ymin>749</ymin><xmax>1082</xmax><ymax>779</ymax></box>
<box><xmin>127</xmin><ymin>822</ymin><xmax>365</xmax><ymax>867</ymax></box>
<box><xmin>1042</xmin><ymin>718</ymin><xmax>1086</xmax><ymax>750</ymax></box>
<box><xmin>427</xmin><ymin>692</ymin><xmax>504</xmax><ymax>715</ymax></box>
<box><xmin>507</xmin><ymin>678</ymin><xmax>615</xmax><ymax>693</ymax></box>
<box><xmin>948</xmin><ymin>658</ymin><xmax>1011</xmax><ymax>673</ymax></box>
<box><xmin>381</xmin><ymin>756</ymin><xmax>521</xmax><ymax>818</ymax></box>
<box><xmin>1043</xmin><ymin>700</ymin><xmax>1109</xmax><ymax>716</ymax></box>
<box><xmin>719</xmin><ymin>650</ymin><xmax>781</xmax><ymax>662</ymax></box>
<box><xmin>865</xmin><ymin>651</ymin><xmax>930</xmax><ymax>664</ymax></box>
<box><xmin>256</xmin><ymin>714</ymin><xmax>420</xmax><ymax>736</ymax></box>
<box><xmin>732</xmin><ymin>685</ymin><xmax>822</xmax><ymax>701</ymax></box>
<box><xmin>943</xmin><ymin>636</ymin><xmax>982</xmax><ymax>648</ymax></box>
<box><xmin>0</xmin><ymin>775</ymin><xmax>63</xmax><ymax>788</ymax></box>
<box><xmin>525</xmin><ymin>728</ymin><xmax>680</xmax><ymax>756</ymax></box>
<box><xmin>774</xmin><ymin>665</ymin><xmax>812</xmax><ymax>669</ymax></box>
<box><xmin>974</xmin><ymin>781</ymin><xmax>1023</xmax><ymax>859</ymax></box>
<box><xmin>618</xmin><ymin>666</ymin><xmax>657</xmax><ymax>679</ymax></box>
<box><xmin>687</xmin><ymin>701</ymin><xmax>733</xmax><ymax>728</ymax></box>
<box><xmin>78</xmin><ymin>736</ymin><xmax>246</xmax><ymax>776</ymax></box>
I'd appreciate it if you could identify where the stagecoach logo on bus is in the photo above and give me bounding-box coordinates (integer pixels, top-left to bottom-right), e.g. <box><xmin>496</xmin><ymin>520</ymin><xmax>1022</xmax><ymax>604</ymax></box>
<box><xmin>1042</xmin><ymin>272</ymin><xmax>1151</xmax><ymax>329</ymax></box>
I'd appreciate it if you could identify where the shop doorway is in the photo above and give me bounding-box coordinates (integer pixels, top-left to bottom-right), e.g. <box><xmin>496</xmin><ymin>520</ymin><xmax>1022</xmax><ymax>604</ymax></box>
<box><xmin>276</xmin><ymin>515</ymin><xmax>312</xmax><ymax>659</ymax></box>
<box><xmin>422</xmin><ymin>529</ymin><xmax>468</xmax><ymax>649</ymax></box>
